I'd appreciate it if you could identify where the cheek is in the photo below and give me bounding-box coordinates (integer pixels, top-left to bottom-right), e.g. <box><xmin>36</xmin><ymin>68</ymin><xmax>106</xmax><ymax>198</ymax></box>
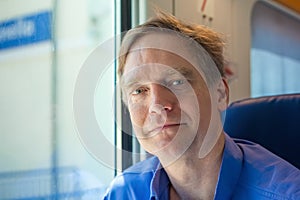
<box><xmin>180</xmin><ymin>85</ymin><xmax>212</xmax><ymax>131</ymax></box>
<box><xmin>128</xmin><ymin>103</ymin><xmax>148</xmax><ymax>127</ymax></box>
<box><xmin>197</xmin><ymin>90</ymin><xmax>213</xmax><ymax>132</ymax></box>
<box><xmin>177</xmin><ymin>92</ymin><xmax>201</xmax><ymax>121</ymax></box>
<box><xmin>180</xmin><ymin>102</ymin><xmax>197</xmax><ymax>119</ymax></box>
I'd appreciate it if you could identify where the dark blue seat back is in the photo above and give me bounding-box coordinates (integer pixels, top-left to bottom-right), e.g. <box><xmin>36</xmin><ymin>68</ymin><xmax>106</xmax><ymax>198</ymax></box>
<box><xmin>224</xmin><ymin>93</ymin><xmax>300</xmax><ymax>169</ymax></box>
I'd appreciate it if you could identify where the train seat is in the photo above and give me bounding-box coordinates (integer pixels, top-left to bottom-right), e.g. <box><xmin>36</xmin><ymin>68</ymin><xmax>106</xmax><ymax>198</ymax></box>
<box><xmin>224</xmin><ymin>93</ymin><xmax>300</xmax><ymax>169</ymax></box>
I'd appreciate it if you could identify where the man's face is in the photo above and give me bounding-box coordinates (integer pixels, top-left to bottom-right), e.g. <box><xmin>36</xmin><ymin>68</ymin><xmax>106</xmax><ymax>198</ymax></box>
<box><xmin>121</xmin><ymin>46</ymin><xmax>226</xmax><ymax>164</ymax></box>
<box><xmin>121</xmin><ymin>31</ymin><xmax>226</xmax><ymax>164</ymax></box>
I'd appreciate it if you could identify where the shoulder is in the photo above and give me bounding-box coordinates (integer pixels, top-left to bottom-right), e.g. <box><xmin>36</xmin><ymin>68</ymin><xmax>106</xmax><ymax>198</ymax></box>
<box><xmin>103</xmin><ymin>156</ymin><xmax>159</xmax><ymax>200</ymax></box>
<box><xmin>234</xmin><ymin>138</ymin><xmax>300</xmax><ymax>199</ymax></box>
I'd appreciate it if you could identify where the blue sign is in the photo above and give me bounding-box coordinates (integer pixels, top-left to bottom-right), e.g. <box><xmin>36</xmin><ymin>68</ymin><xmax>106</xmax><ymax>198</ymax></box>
<box><xmin>0</xmin><ymin>11</ymin><xmax>52</xmax><ymax>50</ymax></box>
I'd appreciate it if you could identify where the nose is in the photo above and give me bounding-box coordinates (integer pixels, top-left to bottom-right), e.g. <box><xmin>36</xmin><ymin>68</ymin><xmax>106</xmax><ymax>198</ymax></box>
<box><xmin>148</xmin><ymin>84</ymin><xmax>175</xmax><ymax>114</ymax></box>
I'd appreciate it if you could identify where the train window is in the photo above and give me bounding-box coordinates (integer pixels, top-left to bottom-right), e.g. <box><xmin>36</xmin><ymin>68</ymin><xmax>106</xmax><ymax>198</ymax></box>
<box><xmin>251</xmin><ymin>1</ymin><xmax>300</xmax><ymax>97</ymax></box>
<box><xmin>0</xmin><ymin>0</ymin><xmax>118</xmax><ymax>199</ymax></box>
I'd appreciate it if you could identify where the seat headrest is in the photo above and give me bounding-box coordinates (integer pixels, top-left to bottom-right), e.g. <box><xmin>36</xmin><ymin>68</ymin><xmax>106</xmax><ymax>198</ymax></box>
<box><xmin>224</xmin><ymin>93</ymin><xmax>300</xmax><ymax>169</ymax></box>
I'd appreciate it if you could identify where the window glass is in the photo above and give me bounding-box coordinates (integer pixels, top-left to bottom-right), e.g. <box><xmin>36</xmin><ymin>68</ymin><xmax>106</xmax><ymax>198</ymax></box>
<box><xmin>0</xmin><ymin>0</ymin><xmax>117</xmax><ymax>198</ymax></box>
<box><xmin>251</xmin><ymin>2</ymin><xmax>300</xmax><ymax>97</ymax></box>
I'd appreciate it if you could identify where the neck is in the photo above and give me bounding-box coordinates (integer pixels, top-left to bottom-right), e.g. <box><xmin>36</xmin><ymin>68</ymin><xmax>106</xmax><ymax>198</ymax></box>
<box><xmin>163</xmin><ymin>133</ymin><xmax>225</xmax><ymax>200</ymax></box>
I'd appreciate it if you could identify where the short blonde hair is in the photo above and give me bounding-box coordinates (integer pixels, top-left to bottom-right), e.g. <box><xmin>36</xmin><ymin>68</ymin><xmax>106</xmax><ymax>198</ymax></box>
<box><xmin>118</xmin><ymin>11</ymin><xmax>225</xmax><ymax>78</ymax></box>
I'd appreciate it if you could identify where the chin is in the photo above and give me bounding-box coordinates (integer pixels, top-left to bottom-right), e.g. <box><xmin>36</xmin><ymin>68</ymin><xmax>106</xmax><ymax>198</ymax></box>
<box><xmin>148</xmin><ymin>140</ymin><xmax>194</xmax><ymax>166</ymax></box>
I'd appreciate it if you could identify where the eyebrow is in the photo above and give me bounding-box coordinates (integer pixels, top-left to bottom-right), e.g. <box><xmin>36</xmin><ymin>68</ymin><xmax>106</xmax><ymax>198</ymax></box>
<box><xmin>120</xmin><ymin>72</ymin><xmax>144</xmax><ymax>90</ymax></box>
<box><xmin>167</xmin><ymin>65</ymin><xmax>193</xmax><ymax>76</ymax></box>
<box><xmin>121</xmin><ymin>80</ymin><xmax>140</xmax><ymax>90</ymax></box>
<box><xmin>120</xmin><ymin>64</ymin><xmax>196</xmax><ymax>88</ymax></box>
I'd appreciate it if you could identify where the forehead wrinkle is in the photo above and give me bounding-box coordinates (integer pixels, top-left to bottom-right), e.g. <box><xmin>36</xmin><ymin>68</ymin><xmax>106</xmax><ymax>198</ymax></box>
<box><xmin>122</xmin><ymin>48</ymin><xmax>200</xmax><ymax>85</ymax></box>
<box><xmin>127</xmin><ymin>48</ymin><xmax>193</xmax><ymax>69</ymax></box>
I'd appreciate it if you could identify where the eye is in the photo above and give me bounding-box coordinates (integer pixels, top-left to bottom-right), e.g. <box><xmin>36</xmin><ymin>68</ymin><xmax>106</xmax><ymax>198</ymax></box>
<box><xmin>132</xmin><ymin>87</ymin><xmax>147</xmax><ymax>95</ymax></box>
<box><xmin>171</xmin><ymin>79</ymin><xmax>185</xmax><ymax>86</ymax></box>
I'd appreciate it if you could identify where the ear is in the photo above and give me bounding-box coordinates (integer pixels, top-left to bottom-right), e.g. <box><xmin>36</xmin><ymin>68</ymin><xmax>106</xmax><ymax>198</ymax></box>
<box><xmin>216</xmin><ymin>78</ymin><xmax>229</xmax><ymax>111</ymax></box>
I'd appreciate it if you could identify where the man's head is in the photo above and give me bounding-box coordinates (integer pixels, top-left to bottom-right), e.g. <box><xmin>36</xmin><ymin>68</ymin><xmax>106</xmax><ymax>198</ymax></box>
<box><xmin>118</xmin><ymin>11</ymin><xmax>229</xmax><ymax>164</ymax></box>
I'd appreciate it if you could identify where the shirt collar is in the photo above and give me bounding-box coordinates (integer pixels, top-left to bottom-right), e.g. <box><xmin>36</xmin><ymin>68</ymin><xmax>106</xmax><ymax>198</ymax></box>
<box><xmin>149</xmin><ymin>160</ymin><xmax>170</xmax><ymax>200</ymax></box>
<box><xmin>214</xmin><ymin>134</ymin><xmax>243</xmax><ymax>200</ymax></box>
<box><xmin>149</xmin><ymin>134</ymin><xmax>244</xmax><ymax>200</ymax></box>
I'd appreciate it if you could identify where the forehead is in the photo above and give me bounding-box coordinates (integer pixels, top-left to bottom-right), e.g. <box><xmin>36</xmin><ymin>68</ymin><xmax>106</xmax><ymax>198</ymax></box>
<box><xmin>122</xmin><ymin>31</ymin><xmax>200</xmax><ymax>73</ymax></box>
<box><xmin>121</xmin><ymin>48</ymin><xmax>208</xmax><ymax>90</ymax></box>
<box><xmin>123</xmin><ymin>48</ymin><xmax>195</xmax><ymax>74</ymax></box>
<box><xmin>122</xmin><ymin>48</ymin><xmax>205</xmax><ymax>87</ymax></box>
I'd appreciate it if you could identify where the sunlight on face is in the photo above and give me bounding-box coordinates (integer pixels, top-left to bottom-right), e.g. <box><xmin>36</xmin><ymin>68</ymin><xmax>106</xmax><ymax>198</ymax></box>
<box><xmin>120</xmin><ymin>31</ymin><xmax>226</xmax><ymax>165</ymax></box>
<box><xmin>122</xmin><ymin>48</ymin><xmax>209</xmax><ymax>163</ymax></box>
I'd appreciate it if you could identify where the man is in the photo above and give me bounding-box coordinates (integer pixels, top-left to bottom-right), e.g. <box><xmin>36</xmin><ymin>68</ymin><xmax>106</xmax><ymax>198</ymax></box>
<box><xmin>104</xmin><ymin>12</ymin><xmax>300</xmax><ymax>200</ymax></box>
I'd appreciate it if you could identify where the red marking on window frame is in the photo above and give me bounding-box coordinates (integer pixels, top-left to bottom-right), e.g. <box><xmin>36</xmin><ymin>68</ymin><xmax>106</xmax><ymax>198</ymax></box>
<box><xmin>201</xmin><ymin>0</ymin><xmax>207</xmax><ymax>12</ymax></box>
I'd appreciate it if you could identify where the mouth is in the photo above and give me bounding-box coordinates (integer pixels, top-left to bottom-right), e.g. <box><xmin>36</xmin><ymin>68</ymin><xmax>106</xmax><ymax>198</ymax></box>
<box><xmin>148</xmin><ymin>123</ymin><xmax>187</xmax><ymax>134</ymax></box>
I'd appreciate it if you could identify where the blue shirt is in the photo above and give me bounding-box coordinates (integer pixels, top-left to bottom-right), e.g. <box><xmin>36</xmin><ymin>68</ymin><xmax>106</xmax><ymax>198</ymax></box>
<box><xmin>103</xmin><ymin>134</ymin><xmax>300</xmax><ymax>199</ymax></box>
